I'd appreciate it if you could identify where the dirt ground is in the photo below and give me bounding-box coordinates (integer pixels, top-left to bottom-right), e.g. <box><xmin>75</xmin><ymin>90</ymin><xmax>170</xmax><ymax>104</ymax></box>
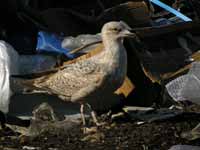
<box><xmin>0</xmin><ymin>112</ymin><xmax>200</xmax><ymax>150</ymax></box>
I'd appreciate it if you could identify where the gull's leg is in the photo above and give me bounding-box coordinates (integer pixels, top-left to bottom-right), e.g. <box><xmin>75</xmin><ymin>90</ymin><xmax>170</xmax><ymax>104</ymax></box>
<box><xmin>86</xmin><ymin>103</ymin><xmax>101</xmax><ymax>126</ymax></box>
<box><xmin>80</xmin><ymin>104</ymin><xmax>86</xmax><ymax>127</ymax></box>
<box><xmin>80</xmin><ymin>104</ymin><xmax>89</xmax><ymax>134</ymax></box>
<box><xmin>91</xmin><ymin>111</ymin><xmax>100</xmax><ymax>126</ymax></box>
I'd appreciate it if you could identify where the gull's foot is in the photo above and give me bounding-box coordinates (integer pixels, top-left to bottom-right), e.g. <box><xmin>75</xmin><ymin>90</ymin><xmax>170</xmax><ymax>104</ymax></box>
<box><xmin>81</xmin><ymin>131</ymin><xmax>105</xmax><ymax>142</ymax></box>
<box><xmin>82</xmin><ymin>122</ymin><xmax>107</xmax><ymax>134</ymax></box>
<box><xmin>82</xmin><ymin>126</ymin><xmax>98</xmax><ymax>134</ymax></box>
<box><xmin>96</xmin><ymin>121</ymin><xmax>106</xmax><ymax>127</ymax></box>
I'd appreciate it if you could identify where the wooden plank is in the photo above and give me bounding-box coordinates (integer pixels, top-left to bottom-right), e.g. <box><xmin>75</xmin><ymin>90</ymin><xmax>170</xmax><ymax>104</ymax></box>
<box><xmin>161</xmin><ymin>51</ymin><xmax>200</xmax><ymax>81</ymax></box>
<box><xmin>133</xmin><ymin>21</ymin><xmax>200</xmax><ymax>39</ymax></box>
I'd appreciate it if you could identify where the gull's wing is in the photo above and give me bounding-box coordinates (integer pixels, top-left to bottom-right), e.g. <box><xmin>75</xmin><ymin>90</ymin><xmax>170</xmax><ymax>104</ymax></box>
<box><xmin>12</xmin><ymin>59</ymin><xmax>107</xmax><ymax>101</ymax></box>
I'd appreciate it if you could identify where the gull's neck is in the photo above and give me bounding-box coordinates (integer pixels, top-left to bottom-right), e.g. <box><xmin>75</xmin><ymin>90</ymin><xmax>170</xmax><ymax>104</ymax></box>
<box><xmin>101</xmin><ymin>34</ymin><xmax>127</xmax><ymax>73</ymax></box>
<box><xmin>104</xmin><ymin>37</ymin><xmax>123</xmax><ymax>51</ymax></box>
<box><xmin>103</xmin><ymin>34</ymin><xmax>124</xmax><ymax>59</ymax></box>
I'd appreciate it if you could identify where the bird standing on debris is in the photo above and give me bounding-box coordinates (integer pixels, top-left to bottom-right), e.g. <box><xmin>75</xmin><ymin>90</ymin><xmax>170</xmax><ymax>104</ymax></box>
<box><xmin>13</xmin><ymin>21</ymin><xmax>135</xmax><ymax>130</ymax></box>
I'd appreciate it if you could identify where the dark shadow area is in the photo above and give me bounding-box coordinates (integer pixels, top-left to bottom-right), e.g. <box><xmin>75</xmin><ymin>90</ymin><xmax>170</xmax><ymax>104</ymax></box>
<box><xmin>9</xmin><ymin>93</ymin><xmax>80</xmax><ymax>117</ymax></box>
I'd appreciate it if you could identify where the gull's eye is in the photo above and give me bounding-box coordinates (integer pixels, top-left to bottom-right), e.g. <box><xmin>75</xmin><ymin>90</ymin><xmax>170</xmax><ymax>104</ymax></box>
<box><xmin>112</xmin><ymin>28</ymin><xmax>121</xmax><ymax>32</ymax></box>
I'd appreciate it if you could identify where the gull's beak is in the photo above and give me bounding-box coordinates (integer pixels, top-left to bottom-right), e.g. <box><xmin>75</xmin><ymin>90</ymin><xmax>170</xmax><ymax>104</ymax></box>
<box><xmin>121</xmin><ymin>29</ymin><xmax>137</xmax><ymax>38</ymax></box>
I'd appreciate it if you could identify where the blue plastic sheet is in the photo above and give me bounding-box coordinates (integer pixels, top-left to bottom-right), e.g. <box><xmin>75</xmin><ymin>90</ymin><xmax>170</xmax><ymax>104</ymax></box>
<box><xmin>36</xmin><ymin>31</ymin><xmax>74</xmax><ymax>58</ymax></box>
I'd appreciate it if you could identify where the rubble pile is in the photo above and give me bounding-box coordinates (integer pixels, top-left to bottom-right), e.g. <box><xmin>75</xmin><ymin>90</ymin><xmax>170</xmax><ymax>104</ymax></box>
<box><xmin>0</xmin><ymin>0</ymin><xmax>200</xmax><ymax>149</ymax></box>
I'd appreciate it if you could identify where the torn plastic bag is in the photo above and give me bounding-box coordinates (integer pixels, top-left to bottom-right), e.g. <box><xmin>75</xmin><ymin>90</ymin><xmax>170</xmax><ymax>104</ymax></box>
<box><xmin>165</xmin><ymin>62</ymin><xmax>200</xmax><ymax>105</ymax></box>
<box><xmin>165</xmin><ymin>75</ymin><xmax>188</xmax><ymax>102</ymax></box>
<box><xmin>181</xmin><ymin>62</ymin><xmax>200</xmax><ymax>104</ymax></box>
<box><xmin>36</xmin><ymin>31</ymin><xmax>74</xmax><ymax>59</ymax></box>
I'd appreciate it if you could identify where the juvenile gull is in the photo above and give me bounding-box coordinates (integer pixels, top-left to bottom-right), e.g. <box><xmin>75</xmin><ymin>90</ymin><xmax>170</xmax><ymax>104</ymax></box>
<box><xmin>13</xmin><ymin>21</ymin><xmax>136</xmax><ymax>129</ymax></box>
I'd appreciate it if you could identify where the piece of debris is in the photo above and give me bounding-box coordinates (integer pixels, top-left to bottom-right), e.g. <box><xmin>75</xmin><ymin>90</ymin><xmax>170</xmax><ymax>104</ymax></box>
<box><xmin>181</xmin><ymin>123</ymin><xmax>200</xmax><ymax>140</ymax></box>
<box><xmin>125</xmin><ymin>107</ymin><xmax>200</xmax><ymax>123</ymax></box>
<box><xmin>22</xmin><ymin>146</ymin><xmax>40</xmax><ymax>150</ymax></box>
<box><xmin>24</xmin><ymin>103</ymin><xmax>79</xmax><ymax>138</ymax></box>
<box><xmin>81</xmin><ymin>131</ymin><xmax>105</xmax><ymax>143</ymax></box>
<box><xmin>168</xmin><ymin>145</ymin><xmax>200</xmax><ymax>150</ymax></box>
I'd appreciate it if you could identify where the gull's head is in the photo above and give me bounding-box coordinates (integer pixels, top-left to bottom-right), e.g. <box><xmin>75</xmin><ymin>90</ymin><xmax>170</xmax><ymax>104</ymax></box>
<box><xmin>101</xmin><ymin>21</ymin><xmax>136</xmax><ymax>41</ymax></box>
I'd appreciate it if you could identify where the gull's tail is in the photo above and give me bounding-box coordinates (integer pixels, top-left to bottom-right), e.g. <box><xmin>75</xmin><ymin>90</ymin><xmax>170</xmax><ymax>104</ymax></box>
<box><xmin>10</xmin><ymin>71</ymin><xmax>55</xmax><ymax>94</ymax></box>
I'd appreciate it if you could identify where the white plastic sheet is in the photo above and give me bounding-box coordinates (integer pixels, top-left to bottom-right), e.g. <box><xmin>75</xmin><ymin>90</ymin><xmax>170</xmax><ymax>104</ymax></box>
<box><xmin>0</xmin><ymin>41</ymin><xmax>19</xmax><ymax>113</ymax></box>
<box><xmin>62</xmin><ymin>34</ymin><xmax>101</xmax><ymax>53</ymax></box>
